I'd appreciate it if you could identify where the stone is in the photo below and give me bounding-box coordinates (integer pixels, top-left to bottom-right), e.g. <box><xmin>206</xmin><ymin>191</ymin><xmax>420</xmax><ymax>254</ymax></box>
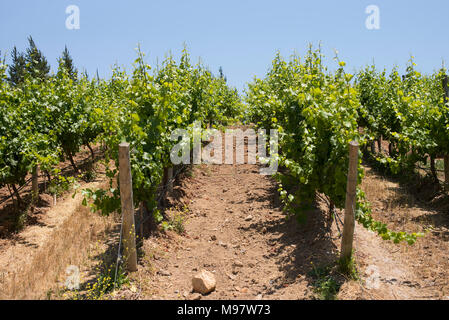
<box><xmin>190</xmin><ymin>293</ymin><xmax>202</xmax><ymax>300</ymax></box>
<box><xmin>158</xmin><ymin>270</ymin><xmax>171</xmax><ymax>276</ymax></box>
<box><xmin>192</xmin><ymin>269</ymin><xmax>216</xmax><ymax>295</ymax></box>
<box><xmin>244</xmin><ymin>215</ymin><xmax>253</xmax><ymax>221</ymax></box>
<box><xmin>233</xmin><ymin>260</ymin><xmax>244</xmax><ymax>267</ymax></box>
<box><xmin>218</xmin><ymin>241</ymin><xmax>228</xmax><ymax>248</ymax></box>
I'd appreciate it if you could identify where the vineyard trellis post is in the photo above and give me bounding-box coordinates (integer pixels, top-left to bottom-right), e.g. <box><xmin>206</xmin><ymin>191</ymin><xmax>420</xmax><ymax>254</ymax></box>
<box><xmin>118</xmin><ymin>142</ymin><xmax>138</xmax><ymax>272</ymax></box>
<box><xmin>340</xmin><ymin>141</ymin><xmax>359</xmax><ymax>262</ymax></box>
<box><xmin>167</xmin><ymin>167</ymin><xmax>174</xmax><ymax>193</ymax></box>
<box><xmin>163</xmin><ymin>167</ymin><xmax>174</xmax><ymax>195</ymax></box>
<box><xmin>31</xmin><ymin>166</ymin><xmax>39</xmax><ymax>205</ymax></box>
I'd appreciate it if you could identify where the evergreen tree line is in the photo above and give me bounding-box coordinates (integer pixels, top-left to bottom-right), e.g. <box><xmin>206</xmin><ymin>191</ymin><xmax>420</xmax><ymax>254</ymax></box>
<box><xmin>6</xmin><ymin>36</ymin><xmax>77</xmax><ymax>86</ymax></box>
<box><xmin>3</xmin><ymin>36</ymin><xmax>230</xmax><ymax>87</ymax></box>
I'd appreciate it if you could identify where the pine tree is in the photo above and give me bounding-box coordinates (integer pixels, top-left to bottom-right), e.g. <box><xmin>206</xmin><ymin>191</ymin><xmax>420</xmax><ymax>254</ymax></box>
<box><xmin>58</xmin><ymin>45</ymin><xmax>77</xmax><ymax>81</ymax></box>
<box><xmin>25</xmin><ymin>36</ymin><xmax>50</xmax><ymax>81</ymax></box>
<box><xmin>8</xmin><ymin>46</ymin><xmax>27</xmax><ymax>86</ymax></box>
<box><xmin>218</xmin><ymin>66</ymin><xmax>227</xmax><ymax>83</ymax></box>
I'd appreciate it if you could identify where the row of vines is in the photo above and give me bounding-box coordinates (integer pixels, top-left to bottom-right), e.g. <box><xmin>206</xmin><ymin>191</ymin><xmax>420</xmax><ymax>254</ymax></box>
<box><xmin>245</xmin><ymin>47</ymin><xmax>449</xmax><ymax>244</ymax></box>
<box><xmin>2</xmin><ymin>43</ymin><xmax>447</xmax><ymax>244</ymax></box>
<box><xmin>357</xmin><ymin>60</ymin><xmax>449</xmax><ymax>181</ymax></box>
<box><xmin>0</xmin><ymin>47</ymin><xmax>243</xmax><ymax>224</ymax></box>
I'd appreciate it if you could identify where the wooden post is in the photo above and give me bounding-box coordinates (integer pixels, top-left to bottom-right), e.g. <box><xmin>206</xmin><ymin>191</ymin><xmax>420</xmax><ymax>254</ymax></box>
<box><xmin>163</xmin><ymin>167</ymin><xmax>168</xmax><ymax>186</ymax></box>
<box><xmin>341</xmin><ymin>141</ymin><xmax>359</xmax><ymax>262</ymax></box>
<box><xmin>430</xmin><ymin>155</ymin><xmax>438</xmax><ymax>181</ymax></box>
<box><xmin>139</xmin><ymin>202</ymin><xmax>144</xmax><ymax>238</ymax></box>
<box><xmin>443</xmin><ymin>75</ymin><xmax>449</xmax><ymax>185</ymax></box>
<box><xmin>118</xmin><ymin>142</ymin><xmax>138</xmax><ymax>272</ymax></box>
<box><xmin>444</xmin><ymin>156</ymin><xmax>449</xmax><ymax>185</ymax></box>
<box><xmin>377</xmin><ymin>136</ymin><xmax>382</xmax><ymax>154</ymax></box>
<box><xmin>167</xmin><ymin>167</ymin><xmax>173</xmax><ymax>193</ymax></box>
<box><xmin>370</xmin><ymin>140</ymin><xmax>376</xmax><ymax>154</ymax></box>
<box><xmin>31</xmin><ymin>166</ymin><xmax>39</xmax><ymax>205</ymax></box>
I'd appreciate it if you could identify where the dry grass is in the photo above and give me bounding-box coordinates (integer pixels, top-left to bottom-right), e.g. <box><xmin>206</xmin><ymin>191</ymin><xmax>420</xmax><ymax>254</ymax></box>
<box><xmin>0</xmin><ymin>195</ymin><xmax>118</xmax><ymax>300</ymax></box>
<box><xmin>356</xmin><ymin>165</ymin><xmax>449</xmax><ymax>299</ymax></box>
<box><xmin>361</xmin><ymin>167</ymin><xmax>425</xmax><ymax>235</ymax></box>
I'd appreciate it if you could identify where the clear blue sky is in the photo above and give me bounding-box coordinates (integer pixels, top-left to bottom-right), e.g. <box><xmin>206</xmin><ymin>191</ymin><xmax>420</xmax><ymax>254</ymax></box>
<box><xmin>1</xmin><ymin>0</ymin><xmax>448</xmax><ymax>91</ymax></box>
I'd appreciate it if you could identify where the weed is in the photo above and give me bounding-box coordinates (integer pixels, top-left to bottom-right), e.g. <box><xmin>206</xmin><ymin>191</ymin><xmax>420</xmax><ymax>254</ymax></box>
<box><xmin>83</xmin><ymin>262</ymin><xmax>129</xmax><ymax>300</ymax></box>
<box><xmin>186</xmin><ymin>168</ymin><xmax>194</xmax><ymax>178</ymax></box>
<box><xmin>12</xmin><ymin>209</ymin><xmax>29</xmax><ymax>232</ymax></box>
<box><xmin>46</xmin><ymin>289</ymin><xmax>54</xmax><ymax>300</ymax></box>
<box><xmin>338</xmin><ymin>254</ymin><xmax>359</xmax><ymax>280</ymax></box>
<box><xmin>161</xmin><ymin>206</ymin><xmax>188</xmax><ymax>235</ymax></box>
<box><xmin>171</xmin><ymin>211</ymin><xmax>186</xmax><ymax>234</ymax></box>
<box><xmin>48</xmin><ymin>174</ymin><xmax>78</xmax><ymax>197</ymax></box>
<box><xmin>81</xmin><ymin>168</ymin><xmax>97</xmax><ymax>182</ymax></box>
<box><xmin>309</xmin><ymin>263</ymin><xmax>341</xmax><ymax>300</ymax></box>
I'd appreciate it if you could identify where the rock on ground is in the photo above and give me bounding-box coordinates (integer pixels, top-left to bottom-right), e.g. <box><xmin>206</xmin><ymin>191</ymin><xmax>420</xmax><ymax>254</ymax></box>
<box><xmin>192</xmin><ymin>269</ymin><xmax>216</xmax><ymax>295</ymax></box>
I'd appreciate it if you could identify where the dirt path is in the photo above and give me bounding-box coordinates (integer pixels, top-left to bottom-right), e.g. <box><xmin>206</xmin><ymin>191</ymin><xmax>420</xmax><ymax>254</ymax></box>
<box><xmin>131</xmin><ymin>133</ymin><xmax>447</xmax><ymax>300</ymax></box>
<box><xmin>138</xmin><ymin>162</ymin><xmax>314</xmax><ymax>299</ymax></box>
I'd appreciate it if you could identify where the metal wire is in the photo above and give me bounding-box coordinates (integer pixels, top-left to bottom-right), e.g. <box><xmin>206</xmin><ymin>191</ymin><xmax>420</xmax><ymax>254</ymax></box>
<box><xmin>113</xmin><ymin>211</ymin><xmax>124</xmax><ymax>289</ymax></box>
<box><xmin>134</xmin><ymin>164</ymin><xmax>187</xmax><ymax>231</ymax></box>
<box><xmin>0</xmin><ymin>174</ymin><xmax>43</xmax><ymax>206</ymax></box>
<box><xmin>0</xmin><ymin>160</ymin><xmax>95</xmax><ymax>206</ymax></box>
<box><xmin>334</xmin><ymin>211</ymin><xmax>343</xmax><ymax>238</ymax></box>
